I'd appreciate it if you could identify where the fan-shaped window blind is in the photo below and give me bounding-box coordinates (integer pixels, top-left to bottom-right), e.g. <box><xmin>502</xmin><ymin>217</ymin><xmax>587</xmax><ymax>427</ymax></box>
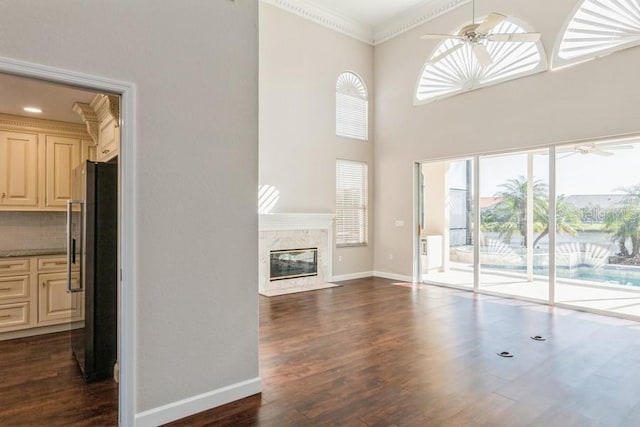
<box><xmin>336</xmin><ymin>72</ymin><xmax>368</xmax><ymax>141</ymax></box>
<box><xmin>336</xmin><ymin>159</ymin><xmax>368</xmax><ymax>246</ymax></box>
<box><xmin>553</xmin><ymin>0</ymin><xmax>640</xmax><ymax>69</ymax></box>
<box><xmin>415</xmin><ymin>19</ymin><xmax>547</xmax><ymax>104</ymax></box>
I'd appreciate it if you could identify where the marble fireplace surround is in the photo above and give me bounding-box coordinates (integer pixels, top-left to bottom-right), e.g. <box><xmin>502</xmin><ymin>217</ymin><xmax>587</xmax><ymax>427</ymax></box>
<box><xmin>259</xmin><ymin>213</ymin><xmax>336</xmax><ymax>296</ymax></box>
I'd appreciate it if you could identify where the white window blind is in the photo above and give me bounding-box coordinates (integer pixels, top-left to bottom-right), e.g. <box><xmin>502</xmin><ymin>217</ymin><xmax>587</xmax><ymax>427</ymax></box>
<box><xmin>336</xmin><ymin>160</ymin><xmax>368</xmax><ymax>246</ymax></box>
<box><xmin>336</xmin><ymin>72</ymin><xmax>368</xmax><ymax>141</ymax></box>
<box><xmin>416</xmin><ymin>19</ymin><xmax>547</xmax><ymax>104</ymax></box>
<box><xmin>553</xmin><ymin>0</ymin><xmax>640</xmax><ymax>69</ymax></box>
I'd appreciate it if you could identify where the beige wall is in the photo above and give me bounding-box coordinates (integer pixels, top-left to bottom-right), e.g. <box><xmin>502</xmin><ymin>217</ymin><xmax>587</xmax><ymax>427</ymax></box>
<box><xmin>373</xmin><ymin>0</ymin><xmax>640</xmax><ymax>278</ymax></box>
<box><xmin>0</xmin><ymin>0</ymin><xmax>259</xmax><ymax>417</ymax></box>
<box><xmin>259</xmin><ymin>3</ymin><xmax>375</xmax><ymax>277</ymax></box>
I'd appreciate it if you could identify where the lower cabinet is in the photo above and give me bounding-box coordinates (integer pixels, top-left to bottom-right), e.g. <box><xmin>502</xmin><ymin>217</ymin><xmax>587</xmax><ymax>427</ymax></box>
<box><xmin>0</xmin><ymin>258</ymin><xmax>34</xmax><ymax>333</ymax></box>
<box><xmin>37</xmin><ymin>271</ymin><xmax>82</xmax><ymax>325</ymax></box>
<box><xmin>0</xmin><ymin>255</ymin><xmax>83</xmax><ymax>337</ymax></box>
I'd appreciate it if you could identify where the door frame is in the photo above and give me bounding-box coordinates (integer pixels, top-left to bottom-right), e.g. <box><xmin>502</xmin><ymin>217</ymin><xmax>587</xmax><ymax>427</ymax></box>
<box><xmin>0</xmin><ymin>56</ymin><xmax>136</xmax><ymax>426</ymax></box>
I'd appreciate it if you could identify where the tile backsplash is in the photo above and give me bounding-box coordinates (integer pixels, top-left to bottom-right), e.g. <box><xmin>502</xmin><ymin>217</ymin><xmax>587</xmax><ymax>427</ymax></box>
<box><xmin>0</xmin><ymin>211</ymin><xmax>66</xmax><ymax>251</ymax></box>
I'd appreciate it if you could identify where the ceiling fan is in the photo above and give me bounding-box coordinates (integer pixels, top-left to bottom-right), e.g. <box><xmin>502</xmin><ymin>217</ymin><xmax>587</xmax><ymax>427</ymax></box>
<box><xmin>560</xmin><ymin>142</ymin><xmax>634</xmax><ymax>158</ymax></box>
<box><xmin>419</xmin><ymin>0</ymin><xmax>541</xmax><ymax>67</ymax></box>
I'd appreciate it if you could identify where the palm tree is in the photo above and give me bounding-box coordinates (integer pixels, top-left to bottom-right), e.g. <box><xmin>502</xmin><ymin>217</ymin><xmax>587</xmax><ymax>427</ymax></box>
<box><xmin>481</xmin><ymin>176</ymin><xmax>582</xmax><ymax>247</ymax></box>
<box><xmin>532</xmin><ymin>196</ymin><xmax>582</xmax><ymax>247</ymax></box>
<box><xmin>606</xmin><ymin>184</ymin><xmax>640</xmax><ymax>257</ymax></box>
<box><xmin>488</xmin><ymin>176</ymin><xmax>548</xmax><ymax>246</ymax></box>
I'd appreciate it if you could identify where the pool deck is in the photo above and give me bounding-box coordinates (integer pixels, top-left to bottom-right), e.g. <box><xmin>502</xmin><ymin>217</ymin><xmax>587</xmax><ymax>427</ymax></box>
<box><xmin>422</xmin><ymin>264</ymin><xmax>640</xmax><ymax>319</ymax></box>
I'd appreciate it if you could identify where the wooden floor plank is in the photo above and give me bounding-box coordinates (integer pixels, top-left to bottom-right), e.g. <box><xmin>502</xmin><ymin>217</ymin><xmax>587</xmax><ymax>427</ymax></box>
<box><xmin>169</xmin><ymin>277</ymin><xmax>640</xmax><ymax>426</ymax></box>
<box><xmin>0</xmin><ymin>331</ymin><xmax>118</xmax><ymax>426</ymax></box>
<box><xmin>3</xmin><ymin>277</ymin><xmax>640</xmax><ymax>426</ymax></box>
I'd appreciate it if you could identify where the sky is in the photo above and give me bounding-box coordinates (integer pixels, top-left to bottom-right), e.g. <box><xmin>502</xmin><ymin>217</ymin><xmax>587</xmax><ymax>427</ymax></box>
<box><xmin>476</xmin><ymin>142</ymin><xmax>640</xmax><ymax>196</ymax></box>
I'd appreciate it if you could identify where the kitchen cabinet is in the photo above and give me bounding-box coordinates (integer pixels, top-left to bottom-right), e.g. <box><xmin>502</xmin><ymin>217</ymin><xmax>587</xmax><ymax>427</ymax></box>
<box><xmin>37</xmin><ymin>271</ymin><xmax>82</xmax><ymax>325</ymax></box>
<box><xmin>0</xmin><ymin>131</ymin><xmax>39</xmax><ymax>208</ymax></box>
<box><xmin>0</xmin><ymin>114</ymin><xmax>94</xmax><ymax>211</ymax></box>
<box><xmin>90</xmin><ymin>95</ymin><xmax>120</xmax><ymax>162</ymax></box>
<box><xmin>98</xmin><ymin>115</ymin><xmax>119</xmax><ymax>161</ymax></box>
<box><xmin>45</xmin><ymin>135</ymin><xmax>81</xmax><ymax>208</ymax></box>
<box><xmin>0</xmin><ymin>258</ymin><xmax>34</xmax><ymax>332</ymax></box>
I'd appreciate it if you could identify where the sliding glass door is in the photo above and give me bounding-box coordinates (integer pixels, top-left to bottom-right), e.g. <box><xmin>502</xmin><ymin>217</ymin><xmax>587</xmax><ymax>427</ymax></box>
<box><xmin>420</xmin><ymin>159</ymin><xmax>474</xmax><ymax>288</ymax></box>
<box><xmin>478</xmin><ymin>150</ymin><xmax>549</xmax><ymax>301</ymax></box>
<box><xmin>555</xmin><ymin>140</ymin><xmax>640</xmax><ymax>317</ymax></box>
<box><xmin>417</xmin><ymin>137</ymin><xmax>640</xmax><ymax>320</ymax></box>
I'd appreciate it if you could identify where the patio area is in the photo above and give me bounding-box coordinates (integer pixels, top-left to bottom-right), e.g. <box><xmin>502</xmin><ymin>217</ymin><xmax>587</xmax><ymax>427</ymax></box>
<box><xmin>422</xmin><ymin>264</ymin><xmax>640</xmax><ymax>319</ymax></box>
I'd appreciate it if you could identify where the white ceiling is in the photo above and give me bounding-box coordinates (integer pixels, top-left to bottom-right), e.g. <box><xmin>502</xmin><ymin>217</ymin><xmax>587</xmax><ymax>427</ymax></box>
<box><xmin>263</xmin><ymin>0</ymin><xmax>469</xmax><ymax>44</ymax></box>
<box><xmin>0</xmin><ymin>73</ymin><xmax>99</xmax><ymax>124</ymax></box>
<box><xmin>306</xmin><ymin>0</ymin><xmax>434</xmax><ymax>28</ymax></box>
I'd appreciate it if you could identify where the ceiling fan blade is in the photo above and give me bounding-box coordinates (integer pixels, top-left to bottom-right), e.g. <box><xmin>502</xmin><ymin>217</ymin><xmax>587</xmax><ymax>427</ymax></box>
<box><xmin>472</xmin><ymin>43</ymin><xmax>493</xmax><ymax>67</ymax></box>
<box><xmin>486</xmin><ymin>32</ymin><xmax>541</xmax><ymax>42</ymax></box>
<box><xmin>420</xmin><ymin>33</ymin><xmax>464</xmax><ymax>40</ymax></box>
<box><xmin>475</xmin><ymin>12</ymin><xmax>507</xmax><ymax>34</ymax></box>
<box><xmin>430</xmin><ymin>43</ymin><xmax>464</xmax><ymax>64</ymax></box>
<box><xmin>593</xmin><ymin>149</ymin><xmax>614</xmax><ymax>156</ymax></box>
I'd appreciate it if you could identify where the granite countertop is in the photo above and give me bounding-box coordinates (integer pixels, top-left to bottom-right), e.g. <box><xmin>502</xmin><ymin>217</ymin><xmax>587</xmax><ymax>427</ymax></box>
<box><xmin>0</xmin><ymin>248</ymin><xmax>66</xmax><ymax>258</ymax></box>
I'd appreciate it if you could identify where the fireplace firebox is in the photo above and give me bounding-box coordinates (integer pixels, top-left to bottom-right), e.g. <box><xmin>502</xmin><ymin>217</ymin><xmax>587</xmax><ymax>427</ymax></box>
<box><xmin>270</xmin><ymin>248</ymin><xmax>318</xmax><ymax>281</ymax></box>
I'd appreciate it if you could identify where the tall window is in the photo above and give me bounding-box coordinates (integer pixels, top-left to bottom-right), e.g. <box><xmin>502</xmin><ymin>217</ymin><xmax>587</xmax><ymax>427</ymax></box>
<box><xmin>336</xmin><ymin>160</ymin><xmax>368</xmax><ymax>246</ymax></box>
<box><xmin>336</xmin><ymin>72</ymin><xmax>368</xmax><ymax>141</ymax></box>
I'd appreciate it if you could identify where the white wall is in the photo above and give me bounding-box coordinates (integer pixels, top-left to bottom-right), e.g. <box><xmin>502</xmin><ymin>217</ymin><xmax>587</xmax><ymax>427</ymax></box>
<box><xmin>259</xmin><ymin>3</ymin><xmax>375</xmax><ymax>277</ymax></box>
<box><xmin>373</xmin><ymin>0</ymin><xmax>640</xmax><ymax>277</ymax></box>
<box><xmin>0</xmin><ymin>0</ymin><xmax>259</xmax><ymax>421</ymax></box>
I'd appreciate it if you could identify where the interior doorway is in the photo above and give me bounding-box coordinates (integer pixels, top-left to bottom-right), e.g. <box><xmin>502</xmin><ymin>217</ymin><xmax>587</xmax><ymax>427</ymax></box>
<box><xmin>0</xmin><ymin>57</ymin><xmax>136</xmax><ymax>425</ymax></box>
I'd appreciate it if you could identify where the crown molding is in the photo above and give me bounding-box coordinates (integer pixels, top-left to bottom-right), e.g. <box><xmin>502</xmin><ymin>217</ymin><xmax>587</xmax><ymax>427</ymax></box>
<box><xmin>373</xmin><ymin>0</ymin><xmax>470</xmax><ymax>45</ymax></box>
<box><xmin>0</xmin><ymin>112</ymin><xmax>90</xmax><ymax>137</ymax></box>
<box><xmin>261</xmin><ymin>0</ymin><xmax>469</xmax><ymax>46</ymax></box>
<box><xmin>261</xmin><ymin>0</ymin><xmax>373</xmax><ymax>44</ymax></box>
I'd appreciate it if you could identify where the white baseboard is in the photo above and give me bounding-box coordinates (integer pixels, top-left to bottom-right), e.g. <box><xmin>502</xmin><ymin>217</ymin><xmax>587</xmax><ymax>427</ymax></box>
<box><xmin>373</xmin><ymin>271</ymin><xmax>414</xmax><ymax>282</ymax></box>
<box><xmin>331</xmin><ymin>271</ymin><xmax>373</xmax><ymax>282</ymax></box>
<box><xmin>134</xmin><ymin>377</ymin><xmax>261</xmax><ymax>427</ymax></box>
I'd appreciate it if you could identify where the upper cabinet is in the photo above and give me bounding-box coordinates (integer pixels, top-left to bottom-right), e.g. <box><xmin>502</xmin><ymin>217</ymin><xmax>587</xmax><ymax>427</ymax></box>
<box><xmin>0</xmin><ymin>114</ymin><xmax>95</xmax><ymax>211</ymax></box>
<box><xmin>0</xmin><ymin>131</ymin><xmax>39</xmax><ymax>208</ymax></box>
<box><xmin>74</xmin><ymin>94</ymin><xmax>120</xmax><ymax>162</ymax></box>
<box><xmin>45</xmin><ymin>135</ymin><xmax>81</xmax><ymax>208</ymax></box>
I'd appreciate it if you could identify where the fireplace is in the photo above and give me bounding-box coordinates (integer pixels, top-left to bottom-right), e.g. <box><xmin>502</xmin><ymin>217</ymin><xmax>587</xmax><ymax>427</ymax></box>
<box><xmin>259</xmin><ymin>213</ymin><xmax>334</xmax><ymax>296</ymax></box>
<box><xmin>270</xmin><ymin>248</ymin><xmax>318</xmax><ymax>281</ymax></box>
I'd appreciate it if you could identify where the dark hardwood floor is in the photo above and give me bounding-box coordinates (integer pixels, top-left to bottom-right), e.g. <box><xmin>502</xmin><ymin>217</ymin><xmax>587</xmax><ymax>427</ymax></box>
<box><xmin>3</xmin><ymin>278</ymin><xmax>640</xmax><ymax>426</ymax></box>
<box><xmin>0</xmin><ymin>331</ymin><xmax>118</xmax><ymax>426</ymax></box>
<box><xmin>170</xmin><ymin>277</ymin><xmax>640</xmax><ymax>426</ymax></box>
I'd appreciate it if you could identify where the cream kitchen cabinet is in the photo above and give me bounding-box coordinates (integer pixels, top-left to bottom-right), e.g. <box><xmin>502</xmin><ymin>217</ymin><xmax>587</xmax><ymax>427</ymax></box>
<box><xmin>37</xmin><ymin>271</ymin><xmax>82</xmax><ymax>325</ymax></box>
<box><xmin>0</xmin><ymin>258</ymin><xmax>35</xmax><ymax>333</ymax></box>
<box><xmin>0</xmin><ymin>131</ymin><xmax>39</xmax><ymax>209</ymax></box>
<box><xmin>45</xmin><ymin>135</ymin><xmax>81</xmax><ymax>208</ymax></box>
<box><xmin>0</xmin><ymin>114</ymin><xmax>93</xmax><ymax>211</ymax></box>
<box><xmin>97</xmin><ymin>115</ymin><xmax>119</xmax><ymax>161</ymax></box>
<box><xmin>90</xmin><ymin>94</ymin><xmax>120</xmax><ymax>162</ymax></box>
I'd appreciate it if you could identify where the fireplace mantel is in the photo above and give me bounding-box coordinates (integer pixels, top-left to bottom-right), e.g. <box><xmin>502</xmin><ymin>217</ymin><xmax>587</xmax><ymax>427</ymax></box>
<box><xmin>259</xmin><ymin>213</ymin><xmax>335</xmax><ymax>231</ymax></box>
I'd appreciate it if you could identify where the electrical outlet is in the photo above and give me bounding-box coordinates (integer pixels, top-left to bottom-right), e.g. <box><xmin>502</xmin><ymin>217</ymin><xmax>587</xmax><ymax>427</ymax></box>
<box><xmin>338</xmin><ymin>255</ymin><xmax>342</xmax><ymax>262</ymax></box>
<box><xmin>389</xmin><ymin>253</ymin><xmax>393</xmax><ymax>260</ymax></box>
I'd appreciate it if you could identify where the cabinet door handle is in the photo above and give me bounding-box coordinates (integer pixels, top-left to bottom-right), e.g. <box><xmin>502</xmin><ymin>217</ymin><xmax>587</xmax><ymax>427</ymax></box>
<box><xmin>0</xmin><ymin>265</ymin><xmax>11</xmax><ymax>269</ymax></box>
<box><xmin>102</xmin><ymin>149</ymin><xmax>110</xmax><ymax>154</ymax></box>
<box><xmin>0</xmin><ymin>287</ymin><xmax>10</xmax><ymax>291</ymax></box>
<box><xmin>42</xmin><ymin>282</ymin><xmax>45</xmax><ymax>288</ymax></box>
<box><xmin>0</xmin><ymin>314</ymin><xmax>10</xmax><ymax>319</ymax></box>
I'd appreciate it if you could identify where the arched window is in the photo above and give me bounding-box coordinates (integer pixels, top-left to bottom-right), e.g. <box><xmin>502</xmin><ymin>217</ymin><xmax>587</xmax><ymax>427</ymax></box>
<box><xmin>552</xmin><ymin>0</ymin><xmax>640</xmax><ymax>69</ymax></box>
<box><xmin>336</xmin><ymin>72</ymin><xmax>368</xmax><ymax>141</ymax></box>
<box><xmin>415</xmin><ymin>18</ymin><xmax>547</xmax><ymax>104</ymax></box>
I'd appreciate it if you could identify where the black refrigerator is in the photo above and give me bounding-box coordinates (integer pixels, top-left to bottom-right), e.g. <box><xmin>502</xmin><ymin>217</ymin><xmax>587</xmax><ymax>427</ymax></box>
<box><xmin>67</xmin><ymin>161</ymin><xmax>118</xmax><ymax>383</ymax></box>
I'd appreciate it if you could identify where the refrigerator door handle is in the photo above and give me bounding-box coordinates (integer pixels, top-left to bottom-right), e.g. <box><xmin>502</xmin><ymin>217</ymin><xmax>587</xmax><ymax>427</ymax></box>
<box><xmin>67</xmin><ymin>200</ymin><xmax>85</xmax><ymax>293</ymax></box>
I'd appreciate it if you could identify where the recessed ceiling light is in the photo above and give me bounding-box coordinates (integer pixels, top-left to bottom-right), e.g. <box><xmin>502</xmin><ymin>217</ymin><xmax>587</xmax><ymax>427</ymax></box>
<box><xmin>23</xmin><ymin>106</ymin><xmax>42</xmax><ymax>113</ymax></box>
